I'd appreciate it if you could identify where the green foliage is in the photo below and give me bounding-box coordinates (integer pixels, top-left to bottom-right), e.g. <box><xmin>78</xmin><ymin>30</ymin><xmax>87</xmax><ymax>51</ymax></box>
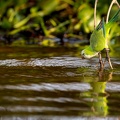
<box><xmin>0</xmin><ymin>0</ymin><xmax>119</xmax><ymax>46</ymax></box>
<box><xmin>41</xmin><ymin>39</ymin><xmax>56</xmax><ymax>47</ymax></box>
<box><xmin>76</xmin><ymin>3</ymin><xmax>99</xmax><ymax>33</ymax></box>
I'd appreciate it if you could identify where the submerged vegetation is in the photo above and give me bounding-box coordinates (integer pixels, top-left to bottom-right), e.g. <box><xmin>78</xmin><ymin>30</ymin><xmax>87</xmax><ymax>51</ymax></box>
<box><xmin>0</xmin><ymin>0</ymin><xmax>120</xmax><ymax>46</ymax></box>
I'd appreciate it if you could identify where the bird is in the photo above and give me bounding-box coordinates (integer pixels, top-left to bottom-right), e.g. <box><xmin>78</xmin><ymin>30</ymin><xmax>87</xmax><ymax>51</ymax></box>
<box><xmin>81</xmin><ymin>9</ymin><xmax>120</xmax><ymax>69</ymax></box>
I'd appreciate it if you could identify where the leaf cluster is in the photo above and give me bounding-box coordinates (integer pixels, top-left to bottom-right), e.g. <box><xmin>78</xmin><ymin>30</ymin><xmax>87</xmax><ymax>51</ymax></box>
<box><xmin>0</xmin><ymin>0</ymin><xmax>119</xmax><ymax>45</ymax></box>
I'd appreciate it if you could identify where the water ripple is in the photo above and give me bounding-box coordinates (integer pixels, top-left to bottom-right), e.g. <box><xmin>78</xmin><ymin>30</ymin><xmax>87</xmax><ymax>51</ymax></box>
<box><xmin>0</xmin><ymin>82</ymin><xmax>120</xmax><ymax>92</ymax></box>
<box><xmin>3</xmin><ymin>96</ymin><xmax>82</xmax><ymax>103</ymax></box>
<box><xmin>0</xmin><ymin>57</ymin><xmax>120</xmax><ymax>68</ymax></box>
<box><xmin>0</xmin><ymin>57</ymin><xmax>93</xmax><ymax>67</ymax></box>
<box><xmin>0</xmin><ymin>116</ymin><xmax>119</xmax><ymax>120</ymax></box>
<box><xmin>0</xmin><ymin>83</ymin><xmax>91</xmax><ymax>92</ymax></box>
<box><xmin>0</xmin><ymin>106</ymin><xmax>65</xmax><ymax>112</ymax></box>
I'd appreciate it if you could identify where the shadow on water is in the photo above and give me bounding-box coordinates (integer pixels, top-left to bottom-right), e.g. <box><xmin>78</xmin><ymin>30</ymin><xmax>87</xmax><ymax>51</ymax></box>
<box><xmin>0</xmin><ymin>47</ymin><xmax>120</xmax><ymax>119</ymax></box>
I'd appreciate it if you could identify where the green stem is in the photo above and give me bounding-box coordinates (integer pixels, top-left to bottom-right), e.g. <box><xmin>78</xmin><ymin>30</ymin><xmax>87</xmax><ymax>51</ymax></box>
<box><xmin>40</xmin><ymin>17</ymin><xmax>49</xmax><ymax>36</ymax></box>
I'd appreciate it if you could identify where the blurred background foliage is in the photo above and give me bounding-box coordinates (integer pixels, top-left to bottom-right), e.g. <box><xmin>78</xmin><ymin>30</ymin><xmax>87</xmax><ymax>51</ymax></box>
<box><xmin>0</xmin><ymin>0</ymin><xmax>120</xmax><ymax>47</ymax></box>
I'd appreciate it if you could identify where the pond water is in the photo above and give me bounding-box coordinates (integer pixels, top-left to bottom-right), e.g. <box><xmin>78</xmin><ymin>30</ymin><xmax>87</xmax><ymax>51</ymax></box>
<box><xmin>0</xmin><ymin>46</ymin><xmax>120</xmax><ymax>120</ymax></box>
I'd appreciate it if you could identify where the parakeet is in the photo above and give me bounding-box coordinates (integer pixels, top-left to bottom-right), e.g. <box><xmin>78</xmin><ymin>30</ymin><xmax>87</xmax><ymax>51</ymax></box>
<box><xmin>81</xmin><ymin>9</ymin><xmax>120</xmax><ymax>59</ymax></box>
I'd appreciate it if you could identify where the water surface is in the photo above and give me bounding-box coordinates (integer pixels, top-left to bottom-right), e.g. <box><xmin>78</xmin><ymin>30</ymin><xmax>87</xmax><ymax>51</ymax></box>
<box><xmin>0</xmin><ymin>47</ymin><xmax>120</xmax><ymax>120</ymax></box>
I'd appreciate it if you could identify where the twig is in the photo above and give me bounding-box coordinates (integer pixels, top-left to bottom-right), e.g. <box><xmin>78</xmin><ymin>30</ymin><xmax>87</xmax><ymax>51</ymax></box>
<box><xmin>115</xmin><ymin>0</ymin><xmax>120</xmax><ymax>8</ymax></box>
<box><xmin>105</xmin><ymin>0</ymin><xmax>120</xmax><ymax>69</ymax></box>
<box><xmin>105</xmin><ymin>48</ymin><xmax>113</xmax><ymax>69</ymax></box>
<box><xmin>94</xmin><ymin>0</ymin><xmax>98</xmax><ymax>29</ymax></box>
<box><xmin>106</xmin><ymin>0</ymin><xmax>120</xmax><ymax>23</ymax></box>
<box><xmin>98</xmin><ymin>52</ymin><xmax>104</xmax><ymax>70</ymax></box>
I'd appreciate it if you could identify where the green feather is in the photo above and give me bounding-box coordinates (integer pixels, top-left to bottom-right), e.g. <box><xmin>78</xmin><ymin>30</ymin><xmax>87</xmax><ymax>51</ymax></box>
<box><xmin>81</xmin><ymin>9</ymin><xmax>120</xmax><ymax>59</ymax></box>
<box><xmin>105</xmin><ymin>9</ymin><xmax>120</xmax><ymax>33</ymax></box>
<box><xmin>102</xmin><ymin>18</ymin><xmax>106</xmax><ymax>37</ymax></box>
<box><xmin>96</xmin><ymin>9</ymin><xmax>120</xmax><ymax>33</ymax></box>
<box><xmin>84</xmin><ymin>46</ymin><xmax>97</xmax><ymax>55</ymax></box>
<box><xmin>96</xmin><ymin>19</ymin><xmax>102</xmax><ymax>31</ymax></box>
<box><xmin>107</xmin><ymin>9</ymin><xmax>120</xmax><ymax>25</ymax></box>
<box><xmin>90</xmin><ymin>9</ymin><xmax>120</xmax><ymax>52</ymax></box>
<box><xmin>90</xmin><ymin>29</ymin><xmax>106</xmax><ymax>52</ymax></box>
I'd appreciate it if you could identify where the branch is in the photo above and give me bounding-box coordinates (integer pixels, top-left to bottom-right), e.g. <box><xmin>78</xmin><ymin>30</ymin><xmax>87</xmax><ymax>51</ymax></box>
<box><xmin>106</xmin><ymin>0</ymin><xmax>120</xmax><ymax>23</ymax></box>
<box><xmin>94</xmin><ymin>0</ymin><xmax>98</xmax><ymax>29</ymax></box>
<box><xmin>115</xmin><ymin>0</ymin><xmax>120</xmax><ymax>8</ymax></box>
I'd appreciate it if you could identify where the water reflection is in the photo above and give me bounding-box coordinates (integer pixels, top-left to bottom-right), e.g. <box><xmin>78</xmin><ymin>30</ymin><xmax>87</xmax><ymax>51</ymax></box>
<box><xmin>80</xmin><ymin>70</ymin><xmax>113</xmax><ymax>116</ymax></box>
<box><xmin>1</xmin><ymin>116</ymin><xmax>119</xmax><ymax>120</ymax></box>
<box><xmin>90</xmin><ymin>82</ymin><xmax>108</xmax><ymax>116</ymax></box>
<box><xmin>0</xmin><ymin>55</ymin><xmax>120</xmax><ymax>118</ymax></box>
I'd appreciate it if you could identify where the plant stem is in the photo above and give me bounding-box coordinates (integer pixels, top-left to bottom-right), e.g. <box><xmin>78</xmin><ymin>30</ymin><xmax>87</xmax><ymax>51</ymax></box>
<box><xmin>39</xmin><ymin>17</ymin><xmax>49</xmax><ymax>36</ymax></box>
<box><xmin>105</xmin><ymin>48</ymin><xmax>113</xmax><ymax>69</ymax></box>
<box><xmin>94</xmin><ymin>0</ymin><xmax>98</xmax><ymax>29</ymax></box>
<box><xmin>115</xmin><ymin>0</ymin><xmax>120</xmax><ymax>8</ymax></box>
<box><xmin>106</xmin><ymin>0</ymin><xmax>120</xmax><ymax>23</ymax></box>
<box><xmin>98</xmin><ymin>52</ymin><xmax>104</xmax><ymax>70</ymax></box>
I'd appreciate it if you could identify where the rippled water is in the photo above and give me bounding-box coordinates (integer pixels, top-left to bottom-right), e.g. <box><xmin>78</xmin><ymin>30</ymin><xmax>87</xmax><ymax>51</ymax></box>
<box><xmin>0</xmin><ymin>47</ymin><xmax>120</xmax><ymax>120</ymax></box>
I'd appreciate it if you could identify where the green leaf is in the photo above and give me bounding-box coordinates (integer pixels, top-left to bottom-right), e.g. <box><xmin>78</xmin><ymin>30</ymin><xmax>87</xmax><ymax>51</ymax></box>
<box><xmin>0</xmin><ymin>18</ymin><xmax>12</xmax><ymax>29</ymax></box>
<box><xmin>14</xmin><ymin>16</ymin><xmax>30</xmax><ymax>28</ymax></box>
<box><xmin>39</xmin><ymin>0</ymin><xmax>60</xmax><ymax>15</ymax></box>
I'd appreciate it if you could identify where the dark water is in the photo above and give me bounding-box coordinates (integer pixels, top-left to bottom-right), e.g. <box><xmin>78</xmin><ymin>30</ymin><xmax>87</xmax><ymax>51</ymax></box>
<box><xmin>0</xmin><ymin>47</ymin><xmax>120</xmax><ymax>120</ymax></box>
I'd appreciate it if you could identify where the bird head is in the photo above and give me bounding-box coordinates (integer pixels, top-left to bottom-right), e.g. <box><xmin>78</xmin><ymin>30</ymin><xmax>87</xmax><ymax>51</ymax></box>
<box><xmin>81</xmin><ymin>46</ymin><xmax>99</xmax><ymax>59</ymax></box>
